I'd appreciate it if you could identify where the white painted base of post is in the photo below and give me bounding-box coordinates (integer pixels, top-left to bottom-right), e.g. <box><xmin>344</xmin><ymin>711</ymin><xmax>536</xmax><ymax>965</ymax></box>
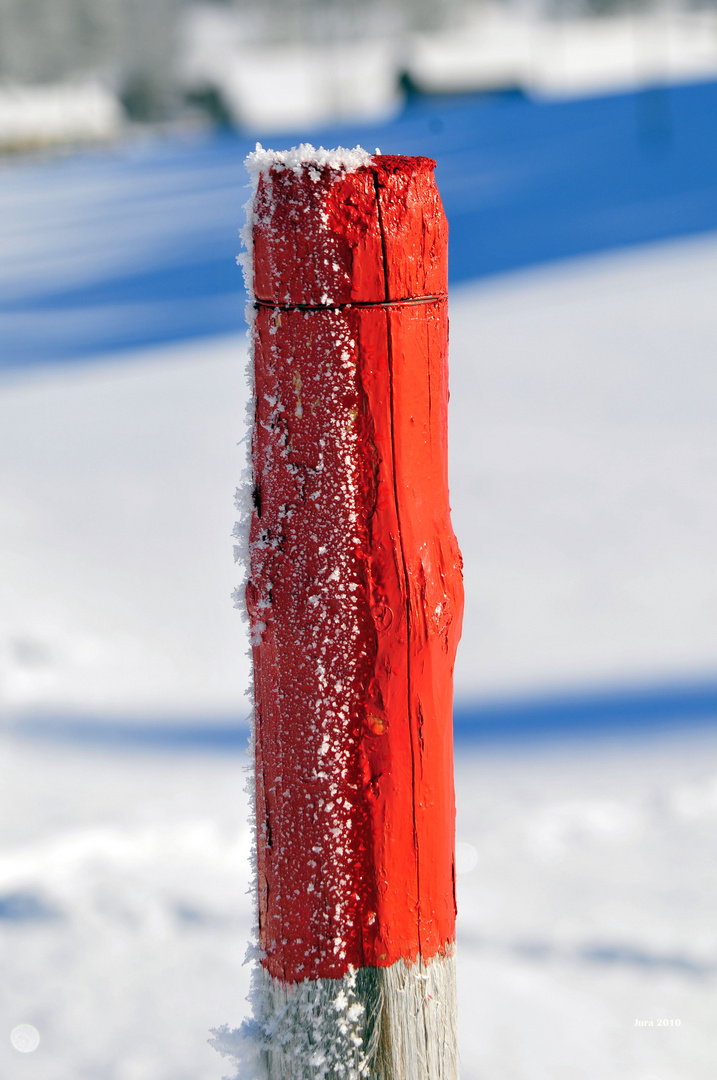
<box><xmin>211</xmin><ymin>951</ymin><xmax>457</xmax><ymax>1080</ymax></box>
<box><xmin>257</xmin><ymin>951</ymin><xmax>457</xmax><ymax>1080</ymax></box>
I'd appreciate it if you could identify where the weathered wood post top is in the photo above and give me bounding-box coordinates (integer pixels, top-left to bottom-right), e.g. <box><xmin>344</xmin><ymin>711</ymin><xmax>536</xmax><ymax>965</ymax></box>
<box><xmin>241</xmin><ymin>144</ymin><xmax>463</xmax><ymax>1080</ymax></box>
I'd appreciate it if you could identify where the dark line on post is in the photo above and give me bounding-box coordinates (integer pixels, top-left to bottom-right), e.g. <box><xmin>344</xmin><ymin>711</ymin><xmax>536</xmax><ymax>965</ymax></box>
<box><xmin>373</xmin><ymin>169</ymin><xmax>392</xmax><ymax>302</ymax></box>
<box><xmin>372</xmin><ymin>167</ymin><xmax>423</xmax><ymax>958</ymax></box>
<box><xmin>254</xmin><ymin>295</ymin><xmax>447</xmax><ymax>312</ymax></box>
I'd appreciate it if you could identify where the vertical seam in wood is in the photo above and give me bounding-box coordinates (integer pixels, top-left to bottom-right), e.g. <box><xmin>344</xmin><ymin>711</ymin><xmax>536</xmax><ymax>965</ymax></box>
<box><xmin>372</xmin><ymin>168</ymin><xmax>422</xmax><ymax>959</ymax></box>
<box><xmin>251</xmin><ymin>377</ymin><xmax>275</xmax><ymax>974</ymax></box>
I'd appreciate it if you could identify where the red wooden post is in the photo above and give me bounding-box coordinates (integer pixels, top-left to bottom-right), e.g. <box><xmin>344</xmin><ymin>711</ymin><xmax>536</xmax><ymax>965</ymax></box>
<box><xmin>243</xmin><ymin>145</ymin><xmax>463</xmax><ymax>1079</ymax></box>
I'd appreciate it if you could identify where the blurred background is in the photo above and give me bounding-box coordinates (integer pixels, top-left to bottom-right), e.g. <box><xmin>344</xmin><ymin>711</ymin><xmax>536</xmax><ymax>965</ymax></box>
<box><xmin>2</xmin><ymin>2</ymin><xmax>717</xmax><ymax>1078</ymax></box>
<box><xmin>1</xmin><ymin>0</ymin><xmax>717</xmax><ymax>139</ymax></box>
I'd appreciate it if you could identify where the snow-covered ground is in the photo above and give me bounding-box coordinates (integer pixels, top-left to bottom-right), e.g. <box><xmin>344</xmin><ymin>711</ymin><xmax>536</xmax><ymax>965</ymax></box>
<box><xmin>5</xmin><ymin>82</ymin><xmax>717</xmax><ymax>366</ymax></box>
<box><xmin>0</xmin><ymin>337</ymin><xmax>250</xmax><ymax>721</ymax></box>
<box><xmin>2</xmin><ymin>228</ymin><xmax>717</xmax><ymax>1076</ymax></box>
<box><xmin>450</xmin><ymin>233</ymin><xmax>717</xmax><ymax>700</ymax></box>
<box><xmin>3</xmin><ymin>72</ymin><xmax>717</xmax><ymax>1072</ymax></box>
<box><xmin>3</xmin><ymin>726</ymin><xmax>717</xmax><ymax>1079</ymax></box>
<box><xmin>3</xmin><ymin>231</ymin><xmax>717</xmax><ymax>721</ymax></box>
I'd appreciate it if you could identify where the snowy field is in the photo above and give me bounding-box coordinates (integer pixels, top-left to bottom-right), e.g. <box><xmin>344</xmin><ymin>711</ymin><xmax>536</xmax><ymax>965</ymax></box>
<box><xmin>4</xmin><ymin>233</ymin><xmax>717</xmax><ymax>721</ymax></box>
<box><xmin>2</xmin><ymin>85</ymin><xmax>717</xmax><ymax>1079</ymax></box>
<box><xmin>3</xmin><ymin>80</ymin><xmax>717</xmax><ymax>367</ymax></box>
<box><xmin>3</xmin><ymin>233</ymin><xmax>717</xmax><ymax>1078</ymax></box>
<box><xmin>4</xmin><ymin>725</ymin><xmax>717</xmax><ymax>1080</ymax></box>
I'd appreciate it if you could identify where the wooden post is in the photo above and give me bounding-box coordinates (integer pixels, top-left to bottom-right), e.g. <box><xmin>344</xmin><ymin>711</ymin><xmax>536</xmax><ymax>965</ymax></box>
<box><xmin>243</xmin><ymin>145</ymin><xmax>463</xmax><ymax>1080</ymax></box>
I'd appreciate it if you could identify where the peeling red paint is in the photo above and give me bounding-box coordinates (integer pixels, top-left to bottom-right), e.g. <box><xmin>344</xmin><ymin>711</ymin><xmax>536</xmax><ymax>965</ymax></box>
<box><xmin>248</xmin><ymin>156</ymin><xmax>463</xmax><ymax>982</ymax></box>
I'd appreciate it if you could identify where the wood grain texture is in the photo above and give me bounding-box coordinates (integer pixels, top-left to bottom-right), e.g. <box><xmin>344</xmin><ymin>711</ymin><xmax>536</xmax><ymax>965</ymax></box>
<box><xmin>248</xmin><ymin>156</ymin><xmax>463</xmax><ymax>984</ymax></box>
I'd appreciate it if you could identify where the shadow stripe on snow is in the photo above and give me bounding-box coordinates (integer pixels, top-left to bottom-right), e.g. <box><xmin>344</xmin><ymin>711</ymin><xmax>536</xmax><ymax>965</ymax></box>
<box><xmin>457</xmin><ymin>931</ymin><xmax>716</xmax><ymax>977</ymax></box>
<box><xmin>7</xmin><ymin>678</ymin><xmax>717</xmax><ymax>750</ymax></box>
<box><xmin>453</xmin><ymin>679</ymin><xmax>717</xmax><ymax>743</ymax></box>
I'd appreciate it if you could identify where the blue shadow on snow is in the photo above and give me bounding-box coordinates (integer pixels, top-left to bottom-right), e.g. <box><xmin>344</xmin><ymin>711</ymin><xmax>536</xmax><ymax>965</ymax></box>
<box><xmin>10</xmin><ymin>677</ymin><xmax>717</xmax><ymax>750</ymax></box>
<box><xmin>2</xmin><ymin>79</ymin><xmax>717</xmax><ymax>368</ymax></box>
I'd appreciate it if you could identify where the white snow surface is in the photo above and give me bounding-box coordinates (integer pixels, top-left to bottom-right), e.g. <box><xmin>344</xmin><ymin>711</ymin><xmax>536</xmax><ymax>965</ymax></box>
<box><xmin>0</xmin><ymin>337</ymin><xmax>253</xmax><ymax>720</ymax></box>
<box><xmin>2</xmin><ymin>728</ymin><xmax>717</xmax><ymax>1078</ymax></box>
<box><xmin>2</xmin><ymin>232</ymin><xmax>717</xmax><ymax>1077</ymax></box>
<box><xmin>3</xmin><ymin>231</ymin><xmax>717</xmax><ymax>721</ymax></box>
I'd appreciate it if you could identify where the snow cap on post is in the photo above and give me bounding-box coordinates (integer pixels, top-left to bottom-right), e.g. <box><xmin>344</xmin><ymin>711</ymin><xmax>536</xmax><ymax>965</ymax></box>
<box><xmin>241</xmin><ymin>143</ymin><xmax>462</xmax><ymax>1080</ymax></box>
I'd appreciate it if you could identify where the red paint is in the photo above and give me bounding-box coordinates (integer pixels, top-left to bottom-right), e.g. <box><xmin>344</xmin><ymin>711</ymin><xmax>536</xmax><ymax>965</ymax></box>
<box><xmin>248</xmin><ymin>156</ymin><xmax>463</xmax><ymax>982</ymax></box>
